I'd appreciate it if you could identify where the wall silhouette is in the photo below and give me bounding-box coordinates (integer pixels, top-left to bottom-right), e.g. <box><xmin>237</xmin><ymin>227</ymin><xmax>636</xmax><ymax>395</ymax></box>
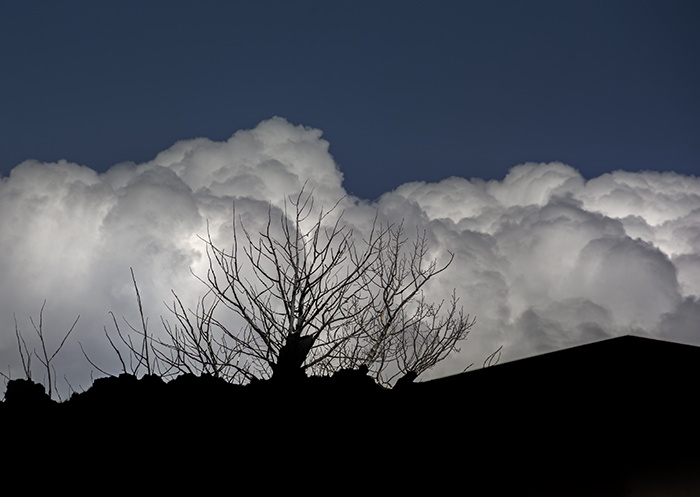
<box><xmin>2</xmin><ymin>335</ymin><xmax>699</xmax><ymax>495</ymax></box>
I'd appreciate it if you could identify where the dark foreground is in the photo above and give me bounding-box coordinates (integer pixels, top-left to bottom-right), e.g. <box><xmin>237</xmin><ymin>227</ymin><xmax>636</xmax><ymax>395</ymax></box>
<box><xmin>3</xmin><ymin>335</ymin><xmax>699</xmax><ymax>496</ymax></box>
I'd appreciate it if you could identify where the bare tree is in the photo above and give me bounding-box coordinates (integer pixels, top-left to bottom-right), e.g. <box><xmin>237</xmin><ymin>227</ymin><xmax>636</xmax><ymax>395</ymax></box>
<box><xmin>310</xmin><ymin>219</ymin><xmax>477</xmax><ymax>385</ymax></box>
<box><xmin>162</xmin><ymin>188</ymin><xmax>475</xmax><ymax>387</ymax></box>
<box><xmin>1</xmin><ymin>302</ymin><xmax>79</xmax><ymax>401</ymax></box>
<box><xmin>80</xmin><ymin>268</ymin><xmax>178</xmax><ymax>381</ymax></box>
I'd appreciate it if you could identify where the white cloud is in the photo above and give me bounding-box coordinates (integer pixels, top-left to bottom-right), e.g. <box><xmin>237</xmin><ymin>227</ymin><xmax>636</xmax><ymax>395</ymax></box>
<box><xmin>1</xmin><ymin>118</ymin><xmax>698</xmax><ymax>397</ymax></box>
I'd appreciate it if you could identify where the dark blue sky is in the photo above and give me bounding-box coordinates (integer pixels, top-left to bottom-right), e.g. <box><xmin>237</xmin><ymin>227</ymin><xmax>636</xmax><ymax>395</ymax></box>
<box><xmin>1</xmin><ymin>0</ymin><xmax>698</xmax><ymax>200</ymax></box>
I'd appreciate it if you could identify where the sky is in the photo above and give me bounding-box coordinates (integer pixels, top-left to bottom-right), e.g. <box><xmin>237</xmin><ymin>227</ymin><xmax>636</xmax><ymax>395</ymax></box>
<box><xmin>1</xmin><ymin>1</ymin><xmax>699</xmax><ymax>398</ymax></box>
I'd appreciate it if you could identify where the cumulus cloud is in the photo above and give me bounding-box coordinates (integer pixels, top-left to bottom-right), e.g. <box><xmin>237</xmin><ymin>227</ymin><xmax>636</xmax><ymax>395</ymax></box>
<box><xmin>1</xmin><ymin>117</ymin><xmax>698</xmax><ymax>396</ymax></box>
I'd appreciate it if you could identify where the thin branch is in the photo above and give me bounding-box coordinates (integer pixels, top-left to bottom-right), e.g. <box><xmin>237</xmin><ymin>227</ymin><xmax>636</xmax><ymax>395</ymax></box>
<box><xmin>28</xmin><ymin>301</ymin><xmax>80</xmax><ymax>399</ymax></box>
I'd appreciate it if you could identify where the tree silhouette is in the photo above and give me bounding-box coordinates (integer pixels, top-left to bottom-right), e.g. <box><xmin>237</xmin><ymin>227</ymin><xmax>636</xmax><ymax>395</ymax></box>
<box><xmin>1</xmin><ymin>302</ymin><xmax>79</xmax><ymax>402</ymax></box>
<box><xmin>148</xmin><ymin>188</ymin><xmax>475</xmax><ymax>387</ymax></box>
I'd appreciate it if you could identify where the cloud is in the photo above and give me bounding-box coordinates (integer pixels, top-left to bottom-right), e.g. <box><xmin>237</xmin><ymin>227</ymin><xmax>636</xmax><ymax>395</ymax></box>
<box><xmin>1</xmin><ymin>118</ymin><xmax>698</xmax><ymax>397</ymax></box>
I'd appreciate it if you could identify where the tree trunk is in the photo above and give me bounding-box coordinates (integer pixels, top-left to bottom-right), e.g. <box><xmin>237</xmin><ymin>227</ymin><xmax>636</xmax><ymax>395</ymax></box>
<box><xmin>271</xmin><ymin>333</ymin><xmax>315</xmax><ymax>382</ymax></box>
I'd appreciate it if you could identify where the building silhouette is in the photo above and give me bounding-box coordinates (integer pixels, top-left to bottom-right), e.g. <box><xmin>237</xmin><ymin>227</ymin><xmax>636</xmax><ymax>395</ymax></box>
<box><xmin>408</xmin><ymin>335</ymin><xmax>700</xmax><ymax>495</ymax></box>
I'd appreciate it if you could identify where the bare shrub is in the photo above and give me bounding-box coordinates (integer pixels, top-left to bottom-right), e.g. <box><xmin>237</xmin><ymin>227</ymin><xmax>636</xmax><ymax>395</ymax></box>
<box><xmin>159</xmin><ymin>188</ymin><xmax>475</xmax><ymax>387</ymax></box>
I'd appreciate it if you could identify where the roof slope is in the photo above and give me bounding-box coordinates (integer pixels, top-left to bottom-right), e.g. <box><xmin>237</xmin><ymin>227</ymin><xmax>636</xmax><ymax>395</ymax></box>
<box><xmin>400</xmin><ymin>335</ymin><xmax>700</xmax><ymax>491</ymax></box>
